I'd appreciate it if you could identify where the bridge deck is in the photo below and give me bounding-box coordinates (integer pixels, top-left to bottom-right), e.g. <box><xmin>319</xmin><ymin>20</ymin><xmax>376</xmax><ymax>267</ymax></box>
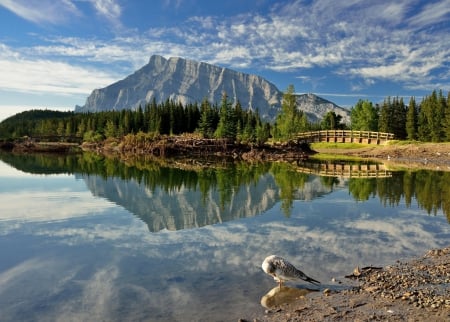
<box><xmin>296</xmin><ymin>130</ymin><xmax>394</xmax><ymax>144</ymax></box>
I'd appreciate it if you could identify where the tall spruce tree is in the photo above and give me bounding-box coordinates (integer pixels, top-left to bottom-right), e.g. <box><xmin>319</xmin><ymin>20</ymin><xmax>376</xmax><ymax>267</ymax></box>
<box><xmin>445</xmin><ymin>92</ymin><xmax>450</xmax><ymax>141</ymax></box>
<box><xmin>273</xmin><ymin>84</ymin><xmax>305</xmax><ymax>140</ymax></box>
<box><xmin>198</xmin><ymin>99</ymin><xmax>216</xmax><ymax>138</ymax></box>
<box><xmin>406</xmin><ymin>97</ymin><xmax>418</xmax><ymax>140</ymax></box>
<box><xmin>419</xmin><ymin>90</ymin><xmax>444</xmax><ymax>142</ymax></box>
<box><xmin>378</xmin><ymin>97</ymin><xmax>391</xmax><ymax>133</ymax></box>
<box><xmin>391</xmin><ymin>97</ymin><xmax>407</xmax><ymax>139</ymax></box>
<box><xmin>215</xmin><ymin>92</ymin><xmax>237</xmax><ymax>139</ymax></box>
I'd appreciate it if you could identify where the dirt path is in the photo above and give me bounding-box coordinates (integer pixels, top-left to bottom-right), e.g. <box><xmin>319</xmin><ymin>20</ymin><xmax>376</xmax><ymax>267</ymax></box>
<box><xmin>245</xmin><ymin>247</ymin><xmax>450</xmax><ymax>322</ymax></box>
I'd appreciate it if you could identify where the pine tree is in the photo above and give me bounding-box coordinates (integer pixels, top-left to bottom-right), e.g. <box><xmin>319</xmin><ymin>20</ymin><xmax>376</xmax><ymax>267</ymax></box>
<box><xmin>391</xmin><ymin>97</ymin><xmax>407</xmax><ymax>139</ymax></box>
<box><xmin>406</xmin><ymin>97</ymin><xmax>418</xmax><ymax>140</ymax></box>
<box><xmin>378</xmin><ymin>98</ymin><xmax>391</xmax><ymax>133</ymax></box>
<box><xmin>104</xmin><ymin>119</ymin><xmax>116</xmax><ymax>138</ymax></box>
<box><xmin>321</xmin><ymin>111</ymin><xmax>343</xmax><ymax>130</ymax></box>
<box><xmin>445</xmin><ymin>92</ymin><xmax>450</xmax><ymax>141</ymax></box>
<box><xmin>273</xmin><ymin>84</ymin><xmax>305</xmax><ymax>140</ymax></box>
<box><xmin>198</xmin><ymin>99</ymin><xmax>215</xmax><ymax>138</ymax></box>
<box><xmin>419</xmin><ymin>90</ymin><xmax>444</xmax><ymax>142</ymax></box>
<box><xmin>215</xmin><ymin>92</ymin><xmax>236</xmax><ymax>139</ymax></box>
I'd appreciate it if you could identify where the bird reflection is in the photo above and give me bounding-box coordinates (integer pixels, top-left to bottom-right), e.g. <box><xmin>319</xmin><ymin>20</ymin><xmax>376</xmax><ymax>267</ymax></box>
<box><xmin>261</xmin><ymin>285</ymin><xmax>317</xmax><ymax>308</ymax></box>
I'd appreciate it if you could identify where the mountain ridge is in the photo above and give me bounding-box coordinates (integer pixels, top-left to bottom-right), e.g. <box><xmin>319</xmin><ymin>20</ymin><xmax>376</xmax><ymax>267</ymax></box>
<box><xmin>76</xmin><ymin>55</ymin><xmax>350</xmax><ymax>123</ymax></box>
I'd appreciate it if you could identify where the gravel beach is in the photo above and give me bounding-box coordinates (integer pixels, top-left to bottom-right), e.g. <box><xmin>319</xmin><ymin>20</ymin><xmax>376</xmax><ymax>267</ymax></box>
<box><xmin>243</xmin><ymin>247</ymin><xmax>450</xmax><ymax>322</ymax></box>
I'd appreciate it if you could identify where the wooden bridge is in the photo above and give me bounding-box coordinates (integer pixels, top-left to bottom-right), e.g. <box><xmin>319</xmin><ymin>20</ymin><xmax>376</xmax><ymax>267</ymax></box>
<box><xmin>296</xmin><ymin>162</ymin><xmax>392</xmax><ymax>178</ymax></box>
<box><xmin>295</xmin><ymin>130</ymin><xmax>394</xmax><ymax>144</ymax></box>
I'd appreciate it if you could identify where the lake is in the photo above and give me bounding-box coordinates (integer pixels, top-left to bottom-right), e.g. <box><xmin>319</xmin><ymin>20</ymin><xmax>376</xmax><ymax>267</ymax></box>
<box><xmin>0</xmin><ymin>152</ymin><xmax>449</xmax><ymax>321</ymax></box>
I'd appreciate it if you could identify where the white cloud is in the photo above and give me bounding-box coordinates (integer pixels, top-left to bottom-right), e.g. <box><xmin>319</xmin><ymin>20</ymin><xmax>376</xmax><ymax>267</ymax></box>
<box><xmin>408</xmin><ymin>0</ymin><xmax>450</xmax><ymax>28</ymax></box>
<box><xmin>0</xmin><ymin>43</ymin><xmax>119</xmax><ymax>96</ymax></box>
<box><xmin>90</xmin><ymin>0</ymin><xmax>121</xmax><ymax>20</ymax></box>
<box><xmin>1</xmin><ymin>0</ymin><xmax>449</xmax><ymax>99</ymax></box>
<box><xmin>0</xmin><ymin>0</ymin><xmax>80</xmax><ymax>24</ymax></box>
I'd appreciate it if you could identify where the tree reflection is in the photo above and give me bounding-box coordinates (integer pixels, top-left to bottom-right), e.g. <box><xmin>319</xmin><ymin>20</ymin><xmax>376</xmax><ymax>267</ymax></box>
<box><xmin>1</xmin><ymin>152</ymin><xmax>449</xmax><ymax>225</ymax></box>
<box><xmin>270</xmin><ymin>162</ymin><xmax>309</xmax><ymax>217</ymax></box>
<box><xmin>347</xmin><ymin>171</ymin><xmax>450</xmax><ymax>222</ymax></box>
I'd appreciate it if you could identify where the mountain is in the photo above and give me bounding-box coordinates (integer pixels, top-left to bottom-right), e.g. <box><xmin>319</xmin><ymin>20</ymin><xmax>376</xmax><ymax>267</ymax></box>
<box><xmin>76</xmin><ymin>55</ymin><xmax>350</xmax><ymax>123</ymax></box>
<box><xmin>296</xmin><ymin>93</ymin><xmax>350</xmax><ymax>124</ymax></box>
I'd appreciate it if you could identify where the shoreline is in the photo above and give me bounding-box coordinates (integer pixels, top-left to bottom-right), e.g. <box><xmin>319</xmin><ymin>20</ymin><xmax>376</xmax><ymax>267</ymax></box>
<box><xmin>3</xmin><ymin>137</ymin><xmax>450</xmax><ymax>171</ymax></box>
<box><xmin>245</xmin><ymin>246</ymin><xmax>450</xmax><ymax>322</ymax></box>
<box><xmin>311</xmin><ymin>142</ymin><xmax>450</xmax><ymax>171</ymax></box>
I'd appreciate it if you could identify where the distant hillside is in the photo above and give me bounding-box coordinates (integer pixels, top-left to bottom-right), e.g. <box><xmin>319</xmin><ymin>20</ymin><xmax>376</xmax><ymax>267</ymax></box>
<box><xmin>3</xmin><ymin>109</ymin><xmax>72</xmax><ymax>123</ymax></box>
<box><xmin>0</xmin><ymin>110</ymin><xmax>74</xmax><ymax>138</ymax></box>
<box><xmin>76</xmin><ymin>55</ymin><xmax>350</xmax><ymax>123</ymax></box>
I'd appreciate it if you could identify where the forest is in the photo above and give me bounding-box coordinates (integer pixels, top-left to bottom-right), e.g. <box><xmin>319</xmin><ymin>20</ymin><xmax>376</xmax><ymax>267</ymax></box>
<box><xmin>351</xmin><ymin>89</ymin><xmax>450</xmax><ymax>142</ymax></box>
<box><xmin>0</xmin><ymin>87</ymin><xmax>449</xmax><ymax>143</ymax></box>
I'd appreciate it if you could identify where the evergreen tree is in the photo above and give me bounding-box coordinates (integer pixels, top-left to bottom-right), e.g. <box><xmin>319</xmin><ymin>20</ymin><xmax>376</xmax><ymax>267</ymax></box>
<box><xmin>104</xmin><ymin>119</ymin><xmax>117</xmax><ymax>138</ymax></box>
<box><xmin>148</xmin><ymin>99</ymin><xmax>161</xmax><ymax>133</ymax></box>
<box><xmin>215</xmin><ymin>92</ymin><xmax>237</xmax><ymax>139</ymax></box>
<box><xmin>418</xmin><ymin>90</ymin><xmax>444</xmax><ymax>142</ymax></box>
<box><xmin>406</xmin><ymin>97</ymin><xmax>418</xmax><ymax>140</ymax></box>
<box><xmin>391</xmin><ymin>97</ymin><xmax>407</xmax><ymax>139</ymax></box>
<box><xmin>135</xmin><ymin>105</ymin><xmax>144</xmax><ymax>132</ymax></box>
<box><xmin>273</xmin><ymin>84</ymin><xmax>305</xmax><ymax>140</ymax></box>
<box><xmin>445</xmin><ymin>92</ymin><xmax>450</xmax><ymax>141</ymax></box>
<box><xmin>378</xmin><ymin>98</ymin><xmax>391</xmax><ymax>133</ymax></box>
<box><xmin>197</xmin><ymin>99</ymin><xmax>216</xmax><ymax>138</ymax></box>
<box><xmin>255</xmin><ymin>119</ymin><xmax>270</xmax><ymax>146</ymax></box>
<box><xmin>321</xmin><ymin>111</ymin><xmax>343</xmax><ymax>130</ymax></box>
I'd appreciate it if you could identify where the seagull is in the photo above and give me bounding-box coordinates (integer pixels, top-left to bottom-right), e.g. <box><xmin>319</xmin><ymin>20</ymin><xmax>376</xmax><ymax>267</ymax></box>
<box><xmin>262</xmin><ymin>255</ymin><xmax>320</xmax><ymax>289</ymax></box>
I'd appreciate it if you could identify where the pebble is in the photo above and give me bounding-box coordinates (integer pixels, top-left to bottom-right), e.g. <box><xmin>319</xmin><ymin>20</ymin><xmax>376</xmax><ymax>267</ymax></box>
<box><xmin>348</xmin><ymin>247</ymin><xmax>450</xmax><ymax>310</ymax></box>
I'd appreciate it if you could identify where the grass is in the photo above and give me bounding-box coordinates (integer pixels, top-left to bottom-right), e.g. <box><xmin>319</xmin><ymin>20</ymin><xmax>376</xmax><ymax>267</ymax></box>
<box><xmin>385</xmin><ymin>140</ymin><xmax>418</xmax><ymax>146</ymax></box>
<box><xmin>310</xmin><ymin>142</ymin><xmax>372</xmax><ymax>150</ymax></box>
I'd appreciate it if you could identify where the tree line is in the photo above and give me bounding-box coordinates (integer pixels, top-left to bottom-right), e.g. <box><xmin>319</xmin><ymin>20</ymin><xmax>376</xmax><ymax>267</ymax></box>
<box><xmin>351</xmin><ymin>89</ymin><xmax>450</xmax><ymax>142</ymax></box>
<box><xmin>0</xmin><ymin>85</ymin><xmax>343</xmax><ymax>144</ymax></box>
<box><xmin>1</xmin><ymin>87</ymin><xmax>449</xmax><ymax>143</ymax></box>
<box><xmin>0</xmin><ymin>96</ymin><xmax>270</xmax><ymax>145</ymax></box>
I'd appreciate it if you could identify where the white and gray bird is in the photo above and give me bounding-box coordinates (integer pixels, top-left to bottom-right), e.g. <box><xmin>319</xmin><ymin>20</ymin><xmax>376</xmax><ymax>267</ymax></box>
<box><xmin>262</xmin><ymin>255</ymin><xmax>320</xmax><ymax>288</ymax></box>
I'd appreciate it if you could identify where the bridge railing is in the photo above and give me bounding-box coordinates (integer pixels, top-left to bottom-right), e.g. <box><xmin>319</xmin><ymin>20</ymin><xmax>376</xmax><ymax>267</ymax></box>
<box><xmin>295</xmin><ymin>130</ymin><xmax>394</xmax><ymax>144</ymax></box>
<box><xmin>295</xmin><ymin>162</ymin><xmax>392</xmax><ymax>178</ymax></box>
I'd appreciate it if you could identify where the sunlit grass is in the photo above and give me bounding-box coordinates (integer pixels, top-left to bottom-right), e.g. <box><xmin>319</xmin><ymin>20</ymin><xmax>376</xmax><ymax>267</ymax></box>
<box><xmin>310</xmin><ymin>142</ymin><xmax>372</xmax><ymax>149</ymax></box>
<box><xmin>385</xmin><ymin>140</ymin><xmax>417</xmax><ymax>145</ymax></box>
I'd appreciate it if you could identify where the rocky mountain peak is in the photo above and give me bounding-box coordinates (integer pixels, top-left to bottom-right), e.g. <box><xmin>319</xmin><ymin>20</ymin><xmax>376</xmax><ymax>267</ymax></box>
<box><xmin>76</xmin><ymin>55</ymin><xmax>349</xmax><ymax>123</ymax></box>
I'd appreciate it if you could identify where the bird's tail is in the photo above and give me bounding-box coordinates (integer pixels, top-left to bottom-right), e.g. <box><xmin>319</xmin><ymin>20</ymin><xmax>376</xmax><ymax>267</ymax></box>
<box><xmin>296</xmin><ymin>270</ymin><xmax>321</xmax><ymax>285</ymax></box>
<box><xmin>305</xmin><ymin>276</ymin><xmax>320</xmax><ymax>285</ymax></box>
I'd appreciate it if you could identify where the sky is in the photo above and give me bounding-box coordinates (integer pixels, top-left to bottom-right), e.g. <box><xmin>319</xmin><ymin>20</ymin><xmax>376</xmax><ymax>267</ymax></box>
<box><xmin>0</xmin><ymin>0</ymin><xmax>449</xmax><ymax>122</ymax></box>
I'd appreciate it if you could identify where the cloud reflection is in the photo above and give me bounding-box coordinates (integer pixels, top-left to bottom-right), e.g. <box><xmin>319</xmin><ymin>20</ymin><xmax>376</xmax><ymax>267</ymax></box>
<box><xmin>1</xmin><ymin>165</ymin><xmax>450</xmax><ymax>321</ymax></box>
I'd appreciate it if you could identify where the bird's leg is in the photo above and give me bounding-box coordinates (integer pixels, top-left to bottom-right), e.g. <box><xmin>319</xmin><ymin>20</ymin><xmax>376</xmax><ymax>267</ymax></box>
<box><xmin>278</xmin><ymin>280</ymin><xmax>282</xmax><ymax>290</ymax></box>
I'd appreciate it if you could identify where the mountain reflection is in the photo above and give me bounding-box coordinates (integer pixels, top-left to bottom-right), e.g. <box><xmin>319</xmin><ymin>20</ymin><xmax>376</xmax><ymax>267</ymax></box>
<box><xmin>1</xmin><ymin>152</ymin><xmax>449</xmax><ymax>230</ymax></box>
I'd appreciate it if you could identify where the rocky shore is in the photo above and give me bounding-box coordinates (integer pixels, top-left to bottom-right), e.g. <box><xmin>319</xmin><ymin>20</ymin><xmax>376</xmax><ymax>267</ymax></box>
<box><xmin>244</xmin><ymin>247</ymin><xmax>450</xmax><ymax>322</ymax></box>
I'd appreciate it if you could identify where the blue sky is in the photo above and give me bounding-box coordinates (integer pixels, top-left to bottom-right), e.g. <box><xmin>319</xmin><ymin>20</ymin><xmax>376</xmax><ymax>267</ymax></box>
<box><xmin>0</xmin><ymin>0</ymin><xmax>449</xmax><ymax>121</ymax></box>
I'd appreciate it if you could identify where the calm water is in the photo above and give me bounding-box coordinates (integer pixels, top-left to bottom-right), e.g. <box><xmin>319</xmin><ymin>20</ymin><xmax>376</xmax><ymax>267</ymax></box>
<box><xmin>0</xmin><ymin>153</ymin><xmax>449</xmax><ymax>321</ymax></box>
